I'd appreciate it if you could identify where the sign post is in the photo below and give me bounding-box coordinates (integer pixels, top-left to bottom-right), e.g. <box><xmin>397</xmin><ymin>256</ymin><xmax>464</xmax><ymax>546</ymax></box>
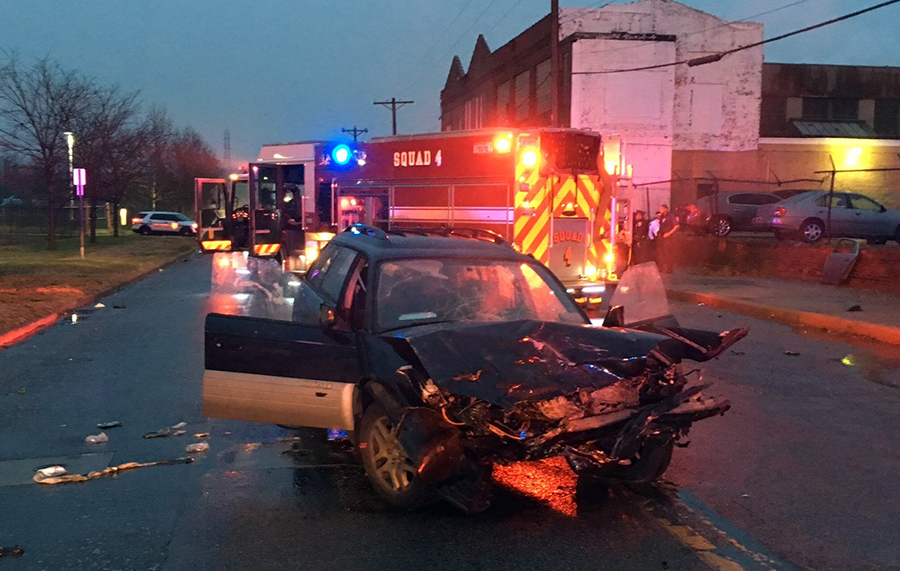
<box><xmin>74</xmin><ymin>168</ymin><xmax>86</xmax><ymax>259</ymax></box>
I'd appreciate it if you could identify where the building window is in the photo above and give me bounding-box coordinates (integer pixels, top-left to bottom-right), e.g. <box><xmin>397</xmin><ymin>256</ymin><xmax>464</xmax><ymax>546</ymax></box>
<box><xmin>464</xmin><ymin>96</ymin><xmax>483</xmax><ymax>129</ymax></box>
<box><xmin>760</xmin><ymin>97</ymin><xmax>787</xmax><ymax>135</ymax></box>
<box><xmin>497</xmin><ymin>80</ymin><xmax>512</xmax><ymax>124</ymax></box>
<box><xmin>515</xmin><ymin>70</ymin><xmax>531</xmax><ymax>123</ymax></box>
<box><xmin>874</xmin><ymin>99</ymin><xmax>899</xmax><ymax>136</ymax></box>
<box><xmin>802</xmin><ymin>97</ymin><xmax>859</xmax><ymax>121</ymax></box>
<box><xmin>535</xmin><ymin>59</ymin><xmax>552</xmax><ymax>118</ymax></box>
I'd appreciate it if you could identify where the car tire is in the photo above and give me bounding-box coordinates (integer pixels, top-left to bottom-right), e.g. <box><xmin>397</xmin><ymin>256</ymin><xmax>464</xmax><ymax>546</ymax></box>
<box><xmin>711</xmin><ymin>215</ymin><xmax>732</xmax><ymax>237</ymax></box>
<box><xmin>358</xmin><ymin>403</ymin><xmax>437</xmax><ymax>510</ymax></box>
<box><xmin>138</xmin><ymin>226</ymin><xmax>152</xmax><ymax>236</ymax></box>
<box><xmin>179</xmin><ymin>227</ymin><xmax>193</xmax><ymax>237</ymax></box>
<box><xmin>774</xmin><ymin>229</ymin><xmax>789</xmax><ymax>241</ymax></box>
<box><xmin>566</xmin><ymin>438</ymin><xmax>674</xmax><ymax>484</ymax></box>
<box><xmin>800</xmin><ymin>218</ymin><xmax>825</xmax><ymax>243</ymax></box>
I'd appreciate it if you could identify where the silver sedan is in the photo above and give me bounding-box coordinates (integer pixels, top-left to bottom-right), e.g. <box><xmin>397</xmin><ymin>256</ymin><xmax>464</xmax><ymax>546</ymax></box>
<box><xmin>753</xmin><ymin>191</ymin><xmax>900</xmax><ymax>243</ymax></box>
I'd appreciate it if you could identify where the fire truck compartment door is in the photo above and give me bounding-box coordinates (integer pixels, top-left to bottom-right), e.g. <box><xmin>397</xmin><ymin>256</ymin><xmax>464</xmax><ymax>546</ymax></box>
<box><xmin>548</xmin><ymin>218</ymin><xmax>590</xmax><ymax>282</ymax></box>
<box><xmin>195</xmin><ymin>178</ymin><xmax>228</xmax><ymax>240</ymax></box>
<box><xmin>203</xmin><ymin>313</ymin><xmax>361</xmax><ymax>430</ymax></box>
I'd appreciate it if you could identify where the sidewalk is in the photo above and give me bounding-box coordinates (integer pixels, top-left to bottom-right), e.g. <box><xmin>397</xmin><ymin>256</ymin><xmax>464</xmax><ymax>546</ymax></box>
<box><xmin>664</xmin><ymin>271</ymin><xmax>900</xmax><ymax>345</ymax></box>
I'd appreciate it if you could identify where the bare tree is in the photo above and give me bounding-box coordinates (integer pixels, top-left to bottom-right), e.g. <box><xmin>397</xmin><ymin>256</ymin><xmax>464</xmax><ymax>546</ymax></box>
<box><xmin>0</xmin><ymin>53</ymin><xmax>91</xmax><ymax>249</ymax></box>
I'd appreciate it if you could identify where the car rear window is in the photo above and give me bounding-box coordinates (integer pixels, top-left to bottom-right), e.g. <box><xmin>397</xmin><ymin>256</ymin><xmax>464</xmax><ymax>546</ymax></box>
<box><xmin>728</xmin><ymin>193</ymin><xmax>781</xmax><ymax>205</ymax></box>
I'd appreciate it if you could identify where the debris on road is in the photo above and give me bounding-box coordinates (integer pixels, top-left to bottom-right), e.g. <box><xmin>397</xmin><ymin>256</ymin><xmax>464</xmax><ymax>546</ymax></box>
<box><xmin>193</xmin><ymin>432</ymin><xmax>210</xmax><ymax>438</ymax></box>
<box><xmin>33</xmin><ymin>457</ymin><xmax>194</xmax><ymax>485</ymax></box>
<box><xmin>36</xmin><ymin>466</ymin><xmax>67</xmax><ymax>478</ymax></box>
<box><xmin>94</xmin><ymin>302</ymin><xmax>106</xmax><ymax>308</ymax></box>
<box><xmin>186</xmin><ymin>442</ymin><xmax>209</xmax><ymax>453</ymax></box>
<box><xmin>84</xmin><ymin>432</ymin><xmax>109</xmax><ymax>444</ymax></box>
<box><xmin>97</xmin><ymin>421</ymin><xmax>123</xmax><ymax>429</ymax></box>
<box><xmin>783</xmin><ymin>351</ymin><xmax>800</xmax><ymax>357</ymax></box>
<box><xmin>847</xmin><ymin>305</ymin><xmax>863</xmax><ymax>312</ymax></box>
<box><xmin>0</xmin><ymin>545</ymin><xmax>24</xmax><ymax>558</ymax></box>
<box><xmin>730</xmin><ymin>350</ymin><xmax>745</xmax><ymax>356</ymax></box>
<box><xmin>17</xmin><ymin>387</ymin><xmax>25</xmax><ymax>395</ymax></box>
<box><xmin>112</xmin><ymin>305</ymin><xmax>126</xmax><ymax>309</ymax></box>
<box><xmin>143</xmin><ymin>422</ymin><xmax>188</xmax><ymax>438</ymax></box>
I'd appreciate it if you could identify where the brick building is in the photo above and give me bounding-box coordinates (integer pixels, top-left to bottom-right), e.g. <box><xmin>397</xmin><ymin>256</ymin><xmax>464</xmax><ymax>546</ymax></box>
<box><xmin>441</xmin><ymin>0</ymin><xmax>900</xmax><ymax>212</ymax></box>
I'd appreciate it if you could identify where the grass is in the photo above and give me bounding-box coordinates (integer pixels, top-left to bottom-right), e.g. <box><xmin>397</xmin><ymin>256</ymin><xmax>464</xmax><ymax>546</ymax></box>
<box><xmin>0</xmin><ymin>232</ymin><xmax>197</xmax><ymax>336</ymax></box>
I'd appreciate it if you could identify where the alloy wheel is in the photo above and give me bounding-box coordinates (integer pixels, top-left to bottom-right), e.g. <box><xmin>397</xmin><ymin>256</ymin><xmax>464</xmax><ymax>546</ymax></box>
<box><xmin>370</xmin><ymin>417</ymin><xmax>416</xmax><ymax>492</ymax></box>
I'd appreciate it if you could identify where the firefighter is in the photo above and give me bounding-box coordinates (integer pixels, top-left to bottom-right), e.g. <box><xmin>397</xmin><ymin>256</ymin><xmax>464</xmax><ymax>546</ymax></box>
<box><xmin>655</xmin><ymin>204</ymin><xmax>680</xmax><ymax>274</ymax></box>
<box><xmin>630</xmin><ymin>210</ymin><xmax>650</xmax><ymax>266</ymax></box>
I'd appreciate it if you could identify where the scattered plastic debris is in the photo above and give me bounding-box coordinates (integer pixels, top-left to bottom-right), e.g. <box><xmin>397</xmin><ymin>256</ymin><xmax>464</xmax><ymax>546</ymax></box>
<box><xmin>84</xmin><ymin>432</ymin><xmax>109</xmax><ymax>444</ymax></box>
<box><xmin>697</xmin><ymin>303</ymin><xmax>705</xmax><ymax>307</ymax></box>
<box><xmin>327</xmin><ymin>429</ymin><xmax>349</xmax><ymax>440</ymax></box>
<box><xmin>94</xmin><ymin>302</ymin><xmax>106</xmax><ymax>308</ymax></box>
<box><xmin>17</xmin><ymin>388</ymin><xmax>25</xmax><ymax>395</ymax></box>
<box><xmin>847</xmin><ymin>305</ymin><xmax>863</xmax><ymax>312</ymax></box>
<box><xmin>96</xmin><ymin>421</ymin><xmax>123</xmax><ymax>429</ymax></box>
<box><xmin>741</xmin><ymin>493</ymin><xmax>750</xmax><ymax>498</ymax></box>
<box><xmin>71</xmin><ymin>314</ymin><xmax>78</xmax><ymax>324</ymax></box>
<box><xmin>783</xmin><ymin>351</ymin><xmax>800</xmax><ymax>357</ymax></box>
<box><xmin>33</xmin><ymin>457</ymin><xmax>194</xmax><ymax>485</ymax></box>
<box><xmin>186</xmin><ymin>442</ymin><xmax>209</xmax><ymax>453</ymax></box>
<box><xmin>0</xmin><ymin>545</ymin><xmax>24</xmax><ymax>557</ymax></box>
<box><xmin>193</xmin><ymin>432</ymin><xmax>210</xmax><ymax>438</ymax></box>
<box><xmin>143</xmin><ymin>422</ymin><xmax>188</xmax><ymax>438</ymax></box>
<box><xmin>36</xmin><ymin>466</ymin><xmax>67</xmax><ymax>478</ymax></box>
<box><xmin>730</xmin><ymin>351</ymin><xmax>745</xmax><ymax>356</ymax></box>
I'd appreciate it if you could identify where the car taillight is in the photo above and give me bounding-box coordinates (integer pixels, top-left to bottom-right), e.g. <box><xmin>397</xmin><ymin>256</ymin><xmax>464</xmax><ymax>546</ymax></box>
<box><xmin>773</xmin><ymin>207</ymin><xmax>786</xmax><ymax>217</ymax></box>
<box><xmin>132</xmin><ymin>217</ymin><xmax>142</xmax><ymax>225</ymax></box>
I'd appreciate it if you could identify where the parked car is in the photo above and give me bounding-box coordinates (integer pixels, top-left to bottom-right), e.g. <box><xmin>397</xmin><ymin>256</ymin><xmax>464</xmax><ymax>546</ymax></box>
<box><xmin>753</xmin><ymin>191</ymin><xmax>900</xmax><ymax>243</ymax></box>
<box><xmin>131</xmin><ymin>211</ymin><xmax>197</xmax><ymax>236</ymax></box>
<box><xmin>202</xmin><ymin>225</ymin><xmax>746</xmax><ymax>513</ymax></box>
<box><xmin>686</xmin><ymin>191</ymin><xmax>783</xmax><ymax>237</ymax></box>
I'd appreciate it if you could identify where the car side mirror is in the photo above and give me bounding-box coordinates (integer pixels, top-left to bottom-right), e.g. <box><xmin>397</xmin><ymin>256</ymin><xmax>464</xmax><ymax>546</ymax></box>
<box><xmin>319</xmin><ymin>304</ymin><xmax>336</xmax><ymax>329</ymax></box>
<box><xmin>603</xmin><ymin>305</ymin><xmax>625</xmax><ymax>328</ymax></box>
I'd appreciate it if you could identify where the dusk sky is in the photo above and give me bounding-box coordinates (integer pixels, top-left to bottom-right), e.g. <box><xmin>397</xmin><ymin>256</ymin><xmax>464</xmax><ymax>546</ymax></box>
<box><xmin>1</xmin><ymin>0</ymin><xmax>896</xmax><ymax>165</ymax></box>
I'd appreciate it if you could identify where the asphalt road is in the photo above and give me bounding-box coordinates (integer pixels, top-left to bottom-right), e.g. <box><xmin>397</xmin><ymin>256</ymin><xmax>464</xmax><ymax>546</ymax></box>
<box><xmin>0</xmin><ymin>254</ymin><xmax>896</xmax><ymax>571</ymax></box>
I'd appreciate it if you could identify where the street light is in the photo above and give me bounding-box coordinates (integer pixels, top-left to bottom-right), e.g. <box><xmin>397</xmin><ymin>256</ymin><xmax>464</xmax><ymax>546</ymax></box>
<box><xmin>64</xmin><ymin>132</ymin><xmax>74</xmax><ymax>220</ymax></box>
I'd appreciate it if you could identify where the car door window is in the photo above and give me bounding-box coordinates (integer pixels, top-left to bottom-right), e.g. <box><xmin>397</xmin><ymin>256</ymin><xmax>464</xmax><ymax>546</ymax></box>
<box><xmin>849</xmin><ymin>195</ymin><xmax>883</xmax><ymax>212</ymax></box>
<box><xmin>815</xmin><ymin>194</ymin><xmax>849</xmax><ymax>208</ymax></box>
<box><xmin>307</xmin><ymin>245</ymin><xmax>357</xmax><ymax>304</ymax></box>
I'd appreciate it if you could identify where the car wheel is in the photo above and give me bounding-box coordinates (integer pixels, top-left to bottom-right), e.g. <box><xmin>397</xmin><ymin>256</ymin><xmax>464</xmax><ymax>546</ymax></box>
<box><xmin>800</xmin><ymin>219</ymin><xmax>825</xmax><ymax>243</ymax></box>
<box><xmin>179</xmin><ymin>227</ymin><xmax>193</xmax><ymax>237</ymax></box>
<box><xmin>359</xmin><ymin>403</ymin><xmax>437</xmax><ymax>510</ymax></box>
<box><xmin>711</xmin><ymin>215</ymin><xmax>732</xmax><ymax>237</ymax></box>
<box><xmin>138</xmin><ymin>225</ymin><xmax>152</xmax><ymax>236</ymax></box>
<box><xmin>566</xmin><ymin>438</ymin><xmax>674</xmax><ymax>484</ymax></box>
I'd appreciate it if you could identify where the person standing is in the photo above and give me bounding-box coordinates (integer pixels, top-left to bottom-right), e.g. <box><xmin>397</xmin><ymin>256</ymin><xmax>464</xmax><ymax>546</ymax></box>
<box><xmin>630</xmin><ymin>210</ymin><xmax>649</xmax><ymax>265</ymax></box>
<box><xmin>655</xmin><ymin>204</ymin><xmax>680</xmax><ymax>274</ymax></box>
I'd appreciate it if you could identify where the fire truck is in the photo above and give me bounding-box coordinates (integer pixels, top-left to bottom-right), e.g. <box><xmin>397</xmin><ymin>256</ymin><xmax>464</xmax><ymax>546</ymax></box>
<box><xmin>196</xmin><ymin>129</ymin><xmax>624</xmax><ymax>308</ymax></box>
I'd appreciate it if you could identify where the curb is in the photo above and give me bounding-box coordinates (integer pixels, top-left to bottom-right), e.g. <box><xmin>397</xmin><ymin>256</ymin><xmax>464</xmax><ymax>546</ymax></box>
<box><xmin>668</xmin><ymin>289</ymin><xmax>900</xmax><ymax>346</ymax></box>
<box><xmin>0</xmin><ymin>247</ymin><xmax>199</xmax><ymax>350</ymax></box>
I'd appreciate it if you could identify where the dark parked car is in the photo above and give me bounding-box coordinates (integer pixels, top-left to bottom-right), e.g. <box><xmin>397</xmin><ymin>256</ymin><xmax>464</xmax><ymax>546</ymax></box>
<box><xmin>753</xmin><ymin>191</ymin><xmax>900</xmax><ymax>243</ymax></box>
<box><xmin>686</xmin><ymin>191</ymin><xmax>783</xmax><ymax>237</ymax></box>
<box><xmin>202</xmin><ymin>225</ymin><xmax>746</xmax><ymax>512</ymax></box>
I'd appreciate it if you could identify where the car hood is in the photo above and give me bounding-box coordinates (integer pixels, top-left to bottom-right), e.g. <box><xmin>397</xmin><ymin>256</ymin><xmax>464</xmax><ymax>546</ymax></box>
<box><xmin>388</xmin><ymin>320</ymin><xmax>667</xmax><ymax>408</ymax></box>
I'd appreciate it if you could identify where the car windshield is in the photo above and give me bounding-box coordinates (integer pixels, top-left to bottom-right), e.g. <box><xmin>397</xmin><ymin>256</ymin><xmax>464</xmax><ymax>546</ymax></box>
<box><xmin>376</xmin><ymin>258</ymin><xmax>585</xmax><ymax>331</ymax></box>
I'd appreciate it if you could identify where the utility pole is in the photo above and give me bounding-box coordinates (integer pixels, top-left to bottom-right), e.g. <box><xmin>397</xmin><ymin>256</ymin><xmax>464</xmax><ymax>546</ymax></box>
<box><xmin>342</xmin><ymin>126</ymin><xmax>368</xmax><ymax>142</ymax></box>
<box><xmin>223</xmin><ymin>129</ymin><xmax>231</xmax><ymax>171</ymax></box>
<box><xmin>373</xmin><ymin>97</ymin><xmax>414</xmax><ymax>135</ymax></box>
<box><xmin>550</xmin><ymin>0</ymin><xmax>560</xmax><ymax>127</ymax></box>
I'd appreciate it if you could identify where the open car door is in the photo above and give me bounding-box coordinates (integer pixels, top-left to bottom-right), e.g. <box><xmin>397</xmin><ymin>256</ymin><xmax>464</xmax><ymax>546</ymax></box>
<box><xmin>203</xmin><ymin>313</ymin><xmax>362</xmax><ymax>430</ymax></box>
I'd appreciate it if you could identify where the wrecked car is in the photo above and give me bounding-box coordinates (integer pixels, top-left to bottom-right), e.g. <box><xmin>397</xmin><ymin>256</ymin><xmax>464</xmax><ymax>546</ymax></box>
<box><xmin>203</xmin><ymin>225</ymin><xmax>747</xmax><ymax>512</ymax></box>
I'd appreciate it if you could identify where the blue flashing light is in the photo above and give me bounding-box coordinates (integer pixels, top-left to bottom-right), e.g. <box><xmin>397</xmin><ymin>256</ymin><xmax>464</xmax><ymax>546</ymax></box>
<box><xmin>327</xmin><ymin>429</ymin><xmax>349</xmax><ymax>440</ymax></box>
<box><xmin>331</xmin><ymin>144</ymin><xmax>351</xmax><ymax>165</ymax></box>
<box><xmin>519</xmin><ymin>430</ymin><xmax>527</xmax><ymax>440</ymax></box>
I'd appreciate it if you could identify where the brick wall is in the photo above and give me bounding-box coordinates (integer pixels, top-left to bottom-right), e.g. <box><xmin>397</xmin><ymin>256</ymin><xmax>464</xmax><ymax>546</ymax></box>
<box><xmin>670</xmin><ymin>235</ymin><xmax>900</xmax><ymax>293</ymax></box>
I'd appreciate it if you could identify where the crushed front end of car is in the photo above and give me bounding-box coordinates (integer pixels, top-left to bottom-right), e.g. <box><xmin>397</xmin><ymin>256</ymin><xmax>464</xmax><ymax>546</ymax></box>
<box><xmin>370</xmin><ymin>317</ymin><xmax>745</xmax><ymax>512</ymax></box>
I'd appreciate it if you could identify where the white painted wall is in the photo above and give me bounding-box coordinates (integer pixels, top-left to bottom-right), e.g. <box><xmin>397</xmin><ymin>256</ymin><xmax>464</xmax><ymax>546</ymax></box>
<box><xmin>561</xmin><ymin>0</ymin><xmax>763</xmax><ymax>209</ymax></box>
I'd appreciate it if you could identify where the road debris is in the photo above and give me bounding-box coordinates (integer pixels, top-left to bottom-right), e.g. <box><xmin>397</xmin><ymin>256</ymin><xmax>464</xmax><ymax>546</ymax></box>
<box><xmin>143</xmin><ymin>422</ymin><xmax>188</xmax><ymax>438</ymax></box>
<box><xmin>33</xmin><ymin>457</ymin><xmax>194</xmax><ymax>485</ymax></box>
<box><xmin>193</xmin><ymin>432</ymin><xmax>210</xmax><ymax>438</ymax></box>
<box><xmin>186</xmin><ymin>442</ymin><xmax>210</xmax><ymax>453</ymax></box>
<box><xmin>17</xmin><ymin>387</ymin><xmax>25</xmax><ymax>395</ymax></box>
<box><xmin>94</xmin><ymin>302</ymin><xmax>106</xmax><ymax>308</ymax></box>
<box><xmin>783</xmin><ymin>351</ymin><xmax>800</xmax><ymax>357</ymax></box>
<box><xmin>0</xmin><ymin>545</ymin><xmax>24</xmax><ymax>557</ymax></box>
<box><xmin>96</xmin><ymin>421</ymin><xmax>123</xmax><ymax>429</ymax></box>
<box><xmin>112</xmin><ymin>305</ymin><xmax>126</xmax><ymax>309</ymax></box>
<box><xmin>730</xmin><ymin>350</ymin><xmax>745</xmax><ymax>356</ymax></box>
<box><xmin>84</xmin><ymin>432</ymin><xmax>109</xmax><ymax>444</ymax></box>
<box><xmin>36</xmin><ymin>466</ymin><xmax>67</xmax><ymax>478</ymax></box>
<box><xmin>847</xmin><ymin>305</ymin><xmax>862</xmax><ymax>312</ymax></box>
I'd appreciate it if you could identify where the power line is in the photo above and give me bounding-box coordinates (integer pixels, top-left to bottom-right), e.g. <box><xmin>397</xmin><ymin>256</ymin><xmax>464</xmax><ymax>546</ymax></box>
<box><xmin>386</xmin><ymin>0</ymin><xmax>476</xmax><ymax>94</ymax></box>
<box><xmin>374</xmin><ymin>98</ymin><xmax>414</xmax><ymax>135</ymax></box>
<box><xmin>572</xmin><ymin>0</ymin><xmax>900</xmax><ymax>75</ymax></box>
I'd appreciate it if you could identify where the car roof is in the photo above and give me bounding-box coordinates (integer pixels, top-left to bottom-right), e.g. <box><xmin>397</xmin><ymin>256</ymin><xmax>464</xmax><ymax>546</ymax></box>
<box><xmin>331</xmin><ymin>228</ymin><xmax>533</xmax><ymax>263</ymax></box>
